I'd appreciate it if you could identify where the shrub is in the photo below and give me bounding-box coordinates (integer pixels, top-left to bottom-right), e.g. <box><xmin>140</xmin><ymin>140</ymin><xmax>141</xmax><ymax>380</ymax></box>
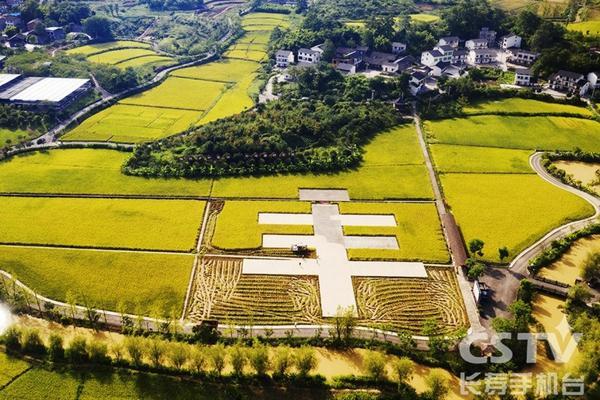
<box><xmin>248</xmin><ymin>341</ymin><xmax>270</xmax><ymax>376</ymax></box>
<box><xmin>425</xmin><ymin>370</ymin><xmax>450</xmax><ymax>400</ymax></box>
<box><xmin>272</xmin><ymin>346</ymin><xmax>293</xmax><ymax>377</ymax></box>
<box><xmin>146</xmin><ymin>338</ymin><xmax>166</xmax><ymax>368</ymax></box>
<box><xmin>229</xmin><ymin>345</ymin><xmax>247</xmax><ymax>376</ymax></box>
<box><xmin>125</xmin><ymin>336</ymin><xmax>144</xmax><ymax>367</ymax></box>
<box><xmin>167</xmin><ymin>342</ymin><xmax>189</xmax><ymax>371</ymax></box>
<box><xmin>47</xmin><ymin>333</ymin><xmax>64</xmax><ymax>362</ymax></box>
<box><xmin>363</xmin><ymin>351</ymin><xmax>386</xmax><ymax>381</ymax></box>
<box><xmin>110</xmin><ymin>342</ymin><xmax>125</xmax><ymax>363</ymax></box>
<box><xmin>189</xmin><ymin>345</ymin><xmax>207</xmax><ymax>374</ymax></box>
<box><xmin>294</xmin><ymin>346</ymin><xmax>317</xmax><ymax>377</ymax></box>
<box><xmin>207</xmin><ymin>343</ymin><xmax>226</xmax><ymax>375</ymax></box>
<box><xmin>392</xmin><ymin>357</ymin><xmax>415</xmax><ymax>384</ymax></box>
<box><xmin>21</xmin><ymin>329</ymin><xmax>46</xmax><ymax>357</ymax></box>
<box><xmin>65</xmin><ymin>336</ymin><xmax>88</xmax><ymax>364</ymax></box>
<box><xmin>1</xmin><ymin>326</ymin><xmax>21</xmax><ymax>352</ymax></box>
<box><xmin>88</xmin><ymin>339</ymin><xmax>110</xmax><ymax>364</ymax></box>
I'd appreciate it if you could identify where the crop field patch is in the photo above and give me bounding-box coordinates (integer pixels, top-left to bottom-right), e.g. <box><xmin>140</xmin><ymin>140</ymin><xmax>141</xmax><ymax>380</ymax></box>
<box><xmin>0</xmin><ymin>128</ymin><xmax>33</xmax><ymax>148</ymax></box>
<box><xmin>0</xmin><ymin>368</ymin><xmax>79</xmax><ymax>400</ymax></box>
<box><xmin>65</xmin><ymin>40</ymin><xmax>152</xmax><ymax>56</ymax></box>
<box><xmin>236</xmin><ymin>31</ymin><xmax>271</xmax><ymax>45</ymax></box>
<box><xmin>119</xmin><ymin>77</ymin><xmax>226</xmax><ymax>111</ymax></box>
<box><xmin>0</xmin><ymin>197</ymin><xmax>205</xmax><ymax>251</ymax></box>
<box><xmin>172</xmin><ymin>58</ymin><xmax>259</xmax><ymax>83</ymax></box>
<box><xmin>0</xmin><ymin>353</ymin><xmax>29</xmax><ymax>387</ymax></box>
<box><xmin>224</xmin><ymin>49</ymin><xmax>267</xmax><ymax>62</ymax></box>
<box><xmin>425</xmin><ymin>115</ymin><xmax>600</xmax><ymax>152</ymax></box>
<box><xmin>196</xmin><ymin>74</ymin><xmax>256</xmax><ymax>124</ymax></box>
<box><xmin>354</xmin><ymin>268</ymin><xmax>468</xmax><ymax>334</ymax></box>
<box><xmin>0</xmin><ymin>246</ymin><xmax>193</xmax><ymax>314</ymax></box>
<box><xmin>63</xmin><ymin>104</ymin><xmax>201</xmax><ymax>143</ymax></box>
<box><xmin>409</xmin><ymin>13</ymin><xmax>440</xmax><ymax>23</ymax></box>
<box><xmin>242</xmin><ymin>24</ymin><xmax>287</xmax><ymax>31</ymax></box>
<box><xmin>0</xmin><ymin>149</ymin><xmax>213</xmax><ymax>196</ymax></box>
<box><xmin>87</xmin><ymin>48</ymin><xmax>160</xmax><ymax>65</ymax></box>
<box><xmin>211</xmin><ymin>201</ymin><xmax>313</xmax><ymax>250</ymax></box>
<box><xmin>431</xmin><ymin>144</ymin><xmax>534</xmax><ymax>173</ymax></box>
<box><xmin>339</xmin><ymin>202</ymin><xmax>449</xmax><ymax>263</ymax></box>
<box><xmin>116</xmin><ymin>55</ymin><xmax>176</xmax><ymax>69</ymax></box>
<box><xmin>186</xmin><ymin>257</ymin><xmax>466</xmax><ymax>333</ymax></box>
<box><xmin>462</xmin><ymin>98</ymin><xmax>593</xmax><ymax>116</ymax></box>
<box><xmin>441</xmin><ymin>173</ymin><xmax>594</xmax><ymax>262</ymax></box>
<box><xmin>568</xmin><ymin>20</ymin><xmax>600</xmax><ymax>36</ymax></box>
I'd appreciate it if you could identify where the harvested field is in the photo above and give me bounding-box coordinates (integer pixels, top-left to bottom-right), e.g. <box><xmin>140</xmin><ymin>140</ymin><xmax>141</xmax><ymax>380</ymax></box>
<box><xmin>538</xmin><ymin>235</ymin><xmax>600</xmax><ymax>285</ymax></box>
<box><xmin>65</xmin><ymin>40</ymin><xmax>152</xmax><ymax>56</ymax></box>
<box><xmin>553</xmin><ymin>160</ymin><xmax>600</xmax><ymax>194</ymax></box>
<box><xmin>0</xmin><ymin>246</ymin><xmax>194</xmax><ymax>314</ymax></box>
<box><xmin>354</xmin><ymin>268</ymin><xmax>468</xmax><ymax>334</ymax></box>
<box><xmin>0</xmin><ymin>197</ymin><xmax>205</xmax><ymax>251</ymax></box>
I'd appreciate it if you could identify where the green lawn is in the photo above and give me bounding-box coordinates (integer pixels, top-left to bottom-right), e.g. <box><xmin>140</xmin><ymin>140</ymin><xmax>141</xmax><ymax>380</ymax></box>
<box><xmin>0</xmin><ymin>149</ymin><xmax>213</xmax><ymax>196</ymax></box>
<box><xmin>0</xmin><ymin>246</ymin><xmax>193</xmax><ymax>313</ymax></box>
<box><xmin>425</xmin><ymin>116</ymin><xmax>600</xmax><ymax>152</ymax></box>
<box><xmin>462</xmin><ymin>98</ymin><xmax>593</xmax><ymax>116</ymax></box>
<box><xmin>409</xmin><ymin>13</ymin><xmax>440</xmax><ymax>23</ymax></box>
<box><xmin>339</xmin><ymin>202</ymin><xmax>449</xmax><ymax>263</ymax></box>
<box><xmin>0</xmin><ymin>197</ymin><xmax>205</xmax><ymax>251</ymax></box>
<box><xmin>430</xmin><ymin>144</ymin><xmax>534</xmax><ymax>173</ymax></box>
<box><xmin>0</xmin><ymin>368</ymin><xmax>80</xmax><ymax>400</ymax></box>
<box><xmin>567</xmin><ymin>20</ymin><xmax>600</xmax><ymax>36</ymax></box>
<box><xmin>212</xmin><ymin>201</ymin><xmax>312</xmax><ymax>249</ymax></box>
<box><xmin>440</xmin><ymin>173</ymin><xmax>595</xmax><ymax>262</ymax></box>
<box><xmin>0</xmin><ymin>128</ymin><xmax>34</xmax><ymax>148</ymax></box>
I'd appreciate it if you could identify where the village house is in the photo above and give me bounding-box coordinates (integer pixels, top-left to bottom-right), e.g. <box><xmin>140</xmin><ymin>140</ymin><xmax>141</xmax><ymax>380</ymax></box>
<box><xmin>438</xmin><ymin>36</ymin><xmax>460</xmax><ymax>48</ymax></box>
<box><xmin>6</xmin><ymin>32</ymin><xmax>24</xmax><ymax>48</ymax></box>
<box><xmin>479</xmin><ymin>27</ymin><xmax>497</xmax><ymax>47</ymax></box>
<box><xmin>465</xmin><ymin>38</ymin><xmax>488</xmax><ymax>50</ymax></box>
<box><xmin>45</xmin><ymin>27</ymin><xmax>65</xmax><ymax>42</ymax></box>
<box><xmin>587</xmin><ymin>72</ymin><xmax>600</xmax><ymax>89</ymax></box>
<box><xmin>514</xmin><ymin>68</ymin><xmax>532</xmax><ymax>86</ymax></box>
<box><xmin>26</xmin><ymin>18</ymin><xmax>41</xmax><ymax>31</ymax></box>
<box><xmin>297</xmin><ymin>48</ymin><xmax>321</xmax><ymax>64</ymax></box>
<box><xmin>451</xmin><ymin>49</ymin><xmax>468</xmax><ymax>65</ymax></box>
<box><xmin>499</xmin><ymin>33</ymin><xmax>522</xmax><ymax>50</ymax></box>
<box><xmin>421</xmin><ymin>49</ymin><xmax>445</xmax><ymax>67</ymax></box>
<box><xmin>467</xmin><ymin>48</ymin><xmax>497</xmax><ymax>65</ymax></box>
<box><xmin>507</xmin><ymin>49</ymin><xmax>539</xmax><ymax>66</ymax></box>
<box><xmin>336</xmin><ymin>62</ymin><xmax>357</xmax><ymax>74</ymax></box>
<box><xmin>275</xmin><ymin>50</ymin><xmax>294</xmax><ymax>67</ymax></box>
<box><xmin>391</xmin><ymin>41</ymin><xmax>406</xmax><ymax>54</ymax></box>
<box><xmin>433</xmin><ymin>45</ymin><xmax>454</xmax><ymax>61</ymax></box>
<box><xmin>365</xmin><ymin>51</ymin><xmax>398</xmax><ymax>70</ymax></box>
<box><xmin>548</xmin><ymin>70</ymin><xmax>587</xmax><ymax>94</ymax></box>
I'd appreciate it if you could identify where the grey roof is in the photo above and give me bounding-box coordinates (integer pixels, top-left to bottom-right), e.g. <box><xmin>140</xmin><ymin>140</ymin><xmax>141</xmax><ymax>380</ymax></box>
<box><xmin>428</xmin><ymin>49</ymin><xmax>443</xmax><ymax>57</ymax></box>
<box><xmin>434</xmin><ymin>61</ymin><xmax>450</xmax><ymax>69</ymax></box>
<box><xmin>440</xmin><ymin>36</ymin><xmax>459</xmax><ymax>42</ymax></box>
<box><xmin>470</xmin><ymin>48</ymin><xmax>496</xmax><ymax>55</ymax></box>
<box><xmin>551</xmin><ymin>70</ymin><xmax>584</xmax><ymax>80</ymax></box>
<box><xmin>515</xmin><ymin>68</ymin><xmax>531</xmax><ymax>75</ymax></box>
<box><xmin>468</xmin><ymin>38</ymin><xmax>488</xmax><ymax>43</ymax></box>
<box><xmin>276</xmin><ymin>50</ymin><xmax>293</xmax><ymax>57</ymax></box>
<box><xmin>453</xmin><ymin>49</ymin><xmax>468</xmax><ymax>56</ymax></box>
<box><xmin>336</xmin><ymin>62</ymin><xmax>356</xmax><ymax>72</ymax></box>
<box><xmin>436</xmin><ymin>44</ymin><xmax>453</xmax><ymax>52</ymax></box>
<box><xmin>500</xmin><ymin>33</ymin><xmax>520</xmax><ymax>40</ymax></box>
<box><xmin>298</xmin><ymin>48</ymin><xmax>320</xmax><ymax>55</ymax></box>
<box><xmin>412</xmin><ymin>70</ymin><xmax>428</xmax><ymax>80</ymax></box>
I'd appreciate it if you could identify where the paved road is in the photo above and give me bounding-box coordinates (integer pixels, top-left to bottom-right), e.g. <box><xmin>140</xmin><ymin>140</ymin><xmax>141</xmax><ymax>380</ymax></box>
<box><xmin>411</xmin><ymin>104</ymin><xmax>487</xmax><ymax>339</ymax></box>
<box><xmin>480</xmin><ymin>152</ymin><xmax>600</xmax><ymax>326</ymax></box>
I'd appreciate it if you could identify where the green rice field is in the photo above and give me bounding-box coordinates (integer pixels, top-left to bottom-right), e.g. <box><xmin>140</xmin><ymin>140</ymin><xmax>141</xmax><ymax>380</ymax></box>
<box><xmin>211</xmin><ymin>201</ymin><xmax>312</xmax><ymax>249</ymax></box>
<box><xmin>425</xmin><ymin>115</ymin><xmax>600</xmax><ymax>152</ymax></box>
<box><xmin>171</xmin><ymin>58</ymin><xmax>259</xmax><ymax>83</ymax></box>
<box><xmin>430</xmin><ymin>144</ymin><xmax>534</xmax><ymax>173</ymax></box>
<box><xmin>65</xmin><ymin>40</ymin><xmax>152</xmax><ymax>56</ymax></box>
<box><xmin>0</xmin><ymin>246</ymin><xmax>194</xmax><ymax>313</ymax></box>
<box><xmin>339</xmin><ymin>202</ymin><xmax>449</xmax><ymax>263</ymax></box>
<box><xmin>0</xmin><ymin>197</ymin><xmax>205</xmax><ymax>251</ymax></box>
<box><xmin>441</xmin><ymin>173</ymin><xmax>594</xmax><ymax>262</ymax></box>
<box><xmin>462</xmin><ymin>98</ymin><xmax>593</xmax><ymax>116</ymax></box>
<box><xmin>567</xmin><ymin>20</ymin><xmax>600</xmax><ymax>36</ymax></box>
<box><xmin>87</xmin><ymin>48</ymin><xmax>159</xmax><ymax>65</ymax></box>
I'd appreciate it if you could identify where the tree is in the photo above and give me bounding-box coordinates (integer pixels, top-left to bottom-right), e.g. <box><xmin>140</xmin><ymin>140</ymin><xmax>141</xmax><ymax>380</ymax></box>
<box><xmin>392</xmin><ymin>357</ymin><xmax>415</xmax><ymax>384</ymax></box>
<box><xmin>582</xmin><ymin>252</ymin><xmax>600</xmax><ymax>283</ymax></box>
<box><xmin>21</xmin><ymin>329</ymin><xmax>45</xmax><ymax>357</ymax></box>
<box><xmin>19</xmin><ymin>0</ymin><xmax>44</xmax><ymax>22</ymax></box>
<box><xmin>330</xmin><ymin>306</ymin><xmax>356</xmax><ymax>346</ymax></box>
<box><xmin>426</xmin><ymin>370</ymin><xmax>450</xmax><ymax>400</ymax></box>
<box><xmin>294</xmin><ymin>346</ymin><xmax>317</xmax><ymax>377</ymax></box>
<box><xmin>1</xmin><ymin>326</ymin><xmax>21</xmax><ymax>352</ymax></box>
<box><xmin>110</xmin><ymin>342</ymin><xmax>125</xmax><ymax>363</ymax></box>
<box><xmin>422</xmin><ymin>319</ymin><xmax>449</xmax><ymax>357</ymax></box>
<box><xmin>468</xmin><ymin>239</ymin><xmax>485</xmax><ymax>257</ymax></box>
<box><xmin>4</xmin><ymin>26</ymin><xmax>19</xmax><ymax>37</ymax></box>
<box><xmin>146</xmin><ymin>338</ymin><xmax>165</xmax><ymax>368</ymax></box>
<box><xmin>567</xmin><ymin>283</ymin><xmax>592</xmax><ymax>307</ymax></box>
<box><xmin>207</xmin><ymin>344</ymin><xmax>226</xmax><ymax>375</ymax></box>
<box><xmin>363</xmin><ymin>351</ymin><xmax>387</xmax><ymax>381</ymax></box>
<box><xmin>189</xmin><ymin>346</ymin><xmax>207</xmax><ymax>374</ymax></box>
<box><xmin>467</xmin><ymin>261</ymin><xmax>486</xmax><ymax>280</ymax></box>
<box><xmin>47</xmin><ymin>1</ymin><xmax>92</xmax><ymax>25</ymax></box>
<box><xmin>498</xmin><ymin>246</ymin><xmax>509</xmax><ymax>261</ymax></box>
<box><xmin>124</xmin><ymin>336</ymin><xmax>144</xmax><ymax>367</ymax></box>
<box><xmin>88</xmin><ymin>340</ymin><xmax>109</xmax><ymax>364</ymax></box>
<box><xmin>65</xmin><ymin>336</ymin><xmax>88</xmax><ymax>364</ymax></box>
<box><xmin>83</xmin><ymin>16</ymin><xmax>113</xmax><ymax>40</ymax></box>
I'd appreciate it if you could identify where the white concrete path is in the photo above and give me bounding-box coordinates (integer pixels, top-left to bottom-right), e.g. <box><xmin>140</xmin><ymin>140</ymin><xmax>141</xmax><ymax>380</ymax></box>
<box><xmin>298</xmin><ymin>189</ymin><xmax>350</xmax><ymax>202</ymax></box>
<box><xmin>344</xmin><ymin>236</ymin><xmax>399</xmax><ymax>249</ymax></box>
<box><xmin>258</xmin><ymin>213</ymin><xmax>313</xmax><ymax>225</ymax></box>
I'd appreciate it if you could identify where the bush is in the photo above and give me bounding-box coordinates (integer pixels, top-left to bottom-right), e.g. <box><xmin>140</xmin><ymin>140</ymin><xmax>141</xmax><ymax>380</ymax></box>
<box><xmin>1</xmin><ymin>326</ymin><xmax>21</xmax><ymax>352</ymax></box>
<box><xmin>425</xmin><ymin>370</ymin><xmax>450</xmax><ymax>400</ymax></box>
<box><xmin>392</xmin><ymin>356</ymin><xmax>415</xmax><ymax>384</ymax></box>
<box><xmin>272</xmin><ymin>346</ymin><xmax>293</xmax><ymax>377</ymax></box>
<box><xmin>229</xmin><ymin>345</ymin><xmax>247</xmax><ymax>376</ymax></box>
<box><xmin>363</xmin><ymin>351</ymin><xmax>386</xmax><ymax>381</ymax></box>
<box><xmin>125</xmin><ymin>336</ymin><xmax>144</xmax><ymax>367</ymax></box>
<box><xmin>248</xmin><ymin>341</ymin><xmax>270</xmax><ymax>376</ymax></box>
<box><xmin>294</xmin><ymin>346</ymin><xmax>317</xmax><ymax>377</ymax></box>
<box><xmin>207</xmin><ymin>343</ymin><xmax>226</xmax><ymax>375</ymax></box>
<box><xmin>65</xmin><ymin>336</ymin><xmax>88</xmax><ymax>364</ymax></box>
<box><xmin>21</xmin><ymin>329</ymin><xmax>46</xmax><ymax>357</ymax></box>
<box><xmin>146</xmin><ymin>338</ymin><xmax>166</xmax><ymax>368</ymax></box>
<box><xmin>88</xmin><ymin>339</ymin><xmax>109</xmax><ymax>364</ymax></box>
<box><xmin>189</xmin><ymin>345</ymin><xmax>207</xmax><ymax>374</ymax></box>
<box><xmin>47</xmin><ymin>333</ymin><xmax>64</xmax><ymax>362</ymax></box>
<box><xmin>167</xmin><ymin>342</ymin><xmax>189</xmax><ymax>371</ymax></box>
<box><xmin>110</xmin><ymin>342</ymin><xmax>125</xmax><ymax>363</ymax></box>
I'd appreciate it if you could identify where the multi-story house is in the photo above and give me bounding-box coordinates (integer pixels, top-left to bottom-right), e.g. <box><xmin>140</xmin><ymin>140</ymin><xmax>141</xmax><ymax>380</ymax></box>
<box><xmin>465</xmin><ymin>38</ymin><xmax>488</xmax><ymax>50</ymax></box>
<box><xmin>499</xmin><ymin>33</ymin><xmax>522</xmax><ymax>49</ymax></box>
<box><xmin>275</xmin><ymin>50</ymin><xmax>294</xmax><ymax>67</ymax></box>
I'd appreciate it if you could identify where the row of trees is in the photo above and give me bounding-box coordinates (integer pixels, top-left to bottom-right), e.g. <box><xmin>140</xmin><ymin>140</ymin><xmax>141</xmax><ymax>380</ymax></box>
<box><xmin>123</xmin><ymin>100</ymin><xmax>401</xmax><ymax>178</ymax></box>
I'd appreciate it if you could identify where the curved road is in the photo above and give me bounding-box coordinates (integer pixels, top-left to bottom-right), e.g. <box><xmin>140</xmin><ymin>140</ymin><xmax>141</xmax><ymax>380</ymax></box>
<box><xmin>509</xmin><ymin>152</ymin><xmax>600</xmax><ymax>274</ymax></box>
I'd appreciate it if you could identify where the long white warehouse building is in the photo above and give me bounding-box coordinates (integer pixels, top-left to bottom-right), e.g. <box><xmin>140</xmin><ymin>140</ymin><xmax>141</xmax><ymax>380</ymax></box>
<box><xmin>0</xmin><ymin>73</ymin><xmax>91</xmax><ymax>109</ymax></box>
